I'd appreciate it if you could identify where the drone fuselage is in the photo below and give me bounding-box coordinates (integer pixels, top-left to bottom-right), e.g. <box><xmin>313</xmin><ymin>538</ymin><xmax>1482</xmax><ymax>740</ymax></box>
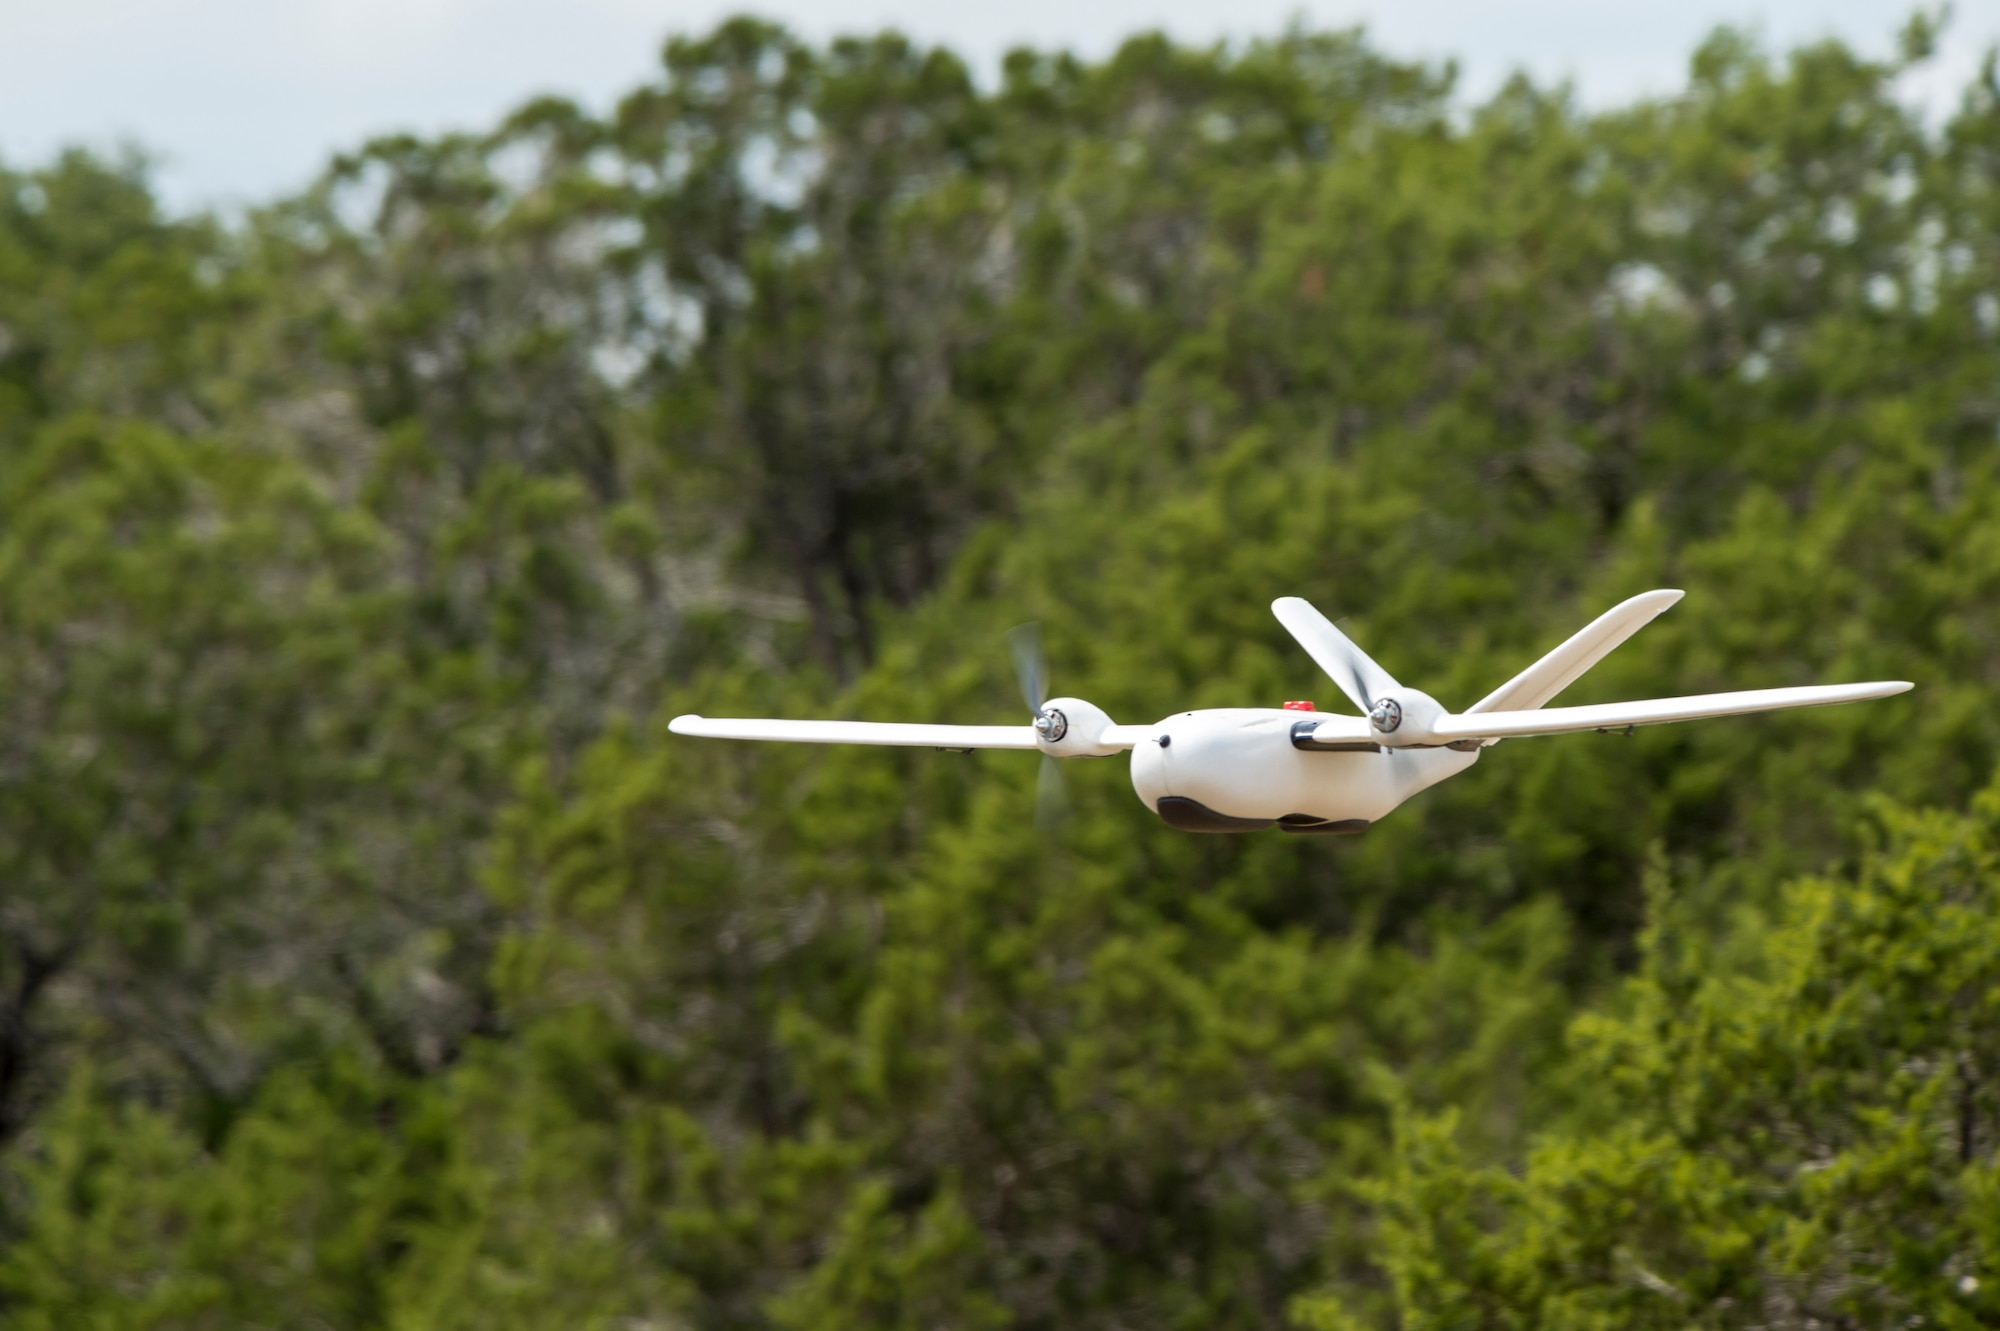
<box><xmin>1124</xmin><ymin>708</ymin><xmax>1478</xmax><ymax>833</ymax></box>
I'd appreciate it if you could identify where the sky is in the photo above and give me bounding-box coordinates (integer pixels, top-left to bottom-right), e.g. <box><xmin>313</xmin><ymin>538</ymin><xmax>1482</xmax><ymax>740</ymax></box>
<box><xmin>2</xmin><ymin>0</ymin><xmax>1992</xmax><ymax>213</ymax></box>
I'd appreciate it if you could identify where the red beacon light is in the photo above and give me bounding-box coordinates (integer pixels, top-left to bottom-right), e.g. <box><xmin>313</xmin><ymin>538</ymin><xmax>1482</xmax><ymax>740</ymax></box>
<box><xmin>1282</xmin><ymin>700</ymin><xmax>1317</xmax><ymax>711</ymax></box>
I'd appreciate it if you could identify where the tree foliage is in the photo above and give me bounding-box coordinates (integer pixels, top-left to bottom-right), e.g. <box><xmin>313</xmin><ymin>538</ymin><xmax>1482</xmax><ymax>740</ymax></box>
<box><xmin>1306</xmin><ymin>787</ymin><xmax>2000</xmax><ymax>1329</ymax></box>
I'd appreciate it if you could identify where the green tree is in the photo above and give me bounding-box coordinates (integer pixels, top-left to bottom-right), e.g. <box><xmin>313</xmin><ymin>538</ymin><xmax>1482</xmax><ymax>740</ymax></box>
<box><xmin>1312</xmin><ymin>784</ymin><xmax>2000</xmax><ymax>1328</ymax></box>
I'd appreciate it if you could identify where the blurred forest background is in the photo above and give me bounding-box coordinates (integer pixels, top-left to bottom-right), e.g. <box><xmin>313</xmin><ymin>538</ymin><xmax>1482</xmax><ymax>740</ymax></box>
<box><xmin>3</xmin><ymin>11</ymin><xmax>2000</xmax><ymax>1327</ymax></box>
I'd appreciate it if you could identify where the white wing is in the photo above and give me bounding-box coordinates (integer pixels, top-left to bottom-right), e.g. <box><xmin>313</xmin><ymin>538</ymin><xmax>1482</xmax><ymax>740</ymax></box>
<box><xmin>1429</xmin><ymin>681</ymin><xmax>1912</xmax><ymax>743</ymax></box>
<box><xmin>668</xmin><ymin>715</ymin><xmax>1040</xmax><ymax>749</ymax></box>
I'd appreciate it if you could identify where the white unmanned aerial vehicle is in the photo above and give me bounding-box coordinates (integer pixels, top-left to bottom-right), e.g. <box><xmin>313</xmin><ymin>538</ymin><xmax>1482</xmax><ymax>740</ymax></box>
<box><xmin>670</xmin><ymin>591</ymin><xmax>1911</xmax><ymax>834</ymax></box>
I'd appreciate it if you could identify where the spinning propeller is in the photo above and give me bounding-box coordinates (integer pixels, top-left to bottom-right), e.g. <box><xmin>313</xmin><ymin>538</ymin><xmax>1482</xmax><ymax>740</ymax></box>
<box><xmin>1008</xmin><ymin>622</ymin><xmax>1069</xmax><ymax>828</ymax></box>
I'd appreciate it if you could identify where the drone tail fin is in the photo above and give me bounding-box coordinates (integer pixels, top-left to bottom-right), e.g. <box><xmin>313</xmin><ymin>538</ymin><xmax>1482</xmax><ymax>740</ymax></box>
<box><xmin>1465</xmin><ymin>590</ymin><xmax>1683</xmax><ymax>717</ymax></box>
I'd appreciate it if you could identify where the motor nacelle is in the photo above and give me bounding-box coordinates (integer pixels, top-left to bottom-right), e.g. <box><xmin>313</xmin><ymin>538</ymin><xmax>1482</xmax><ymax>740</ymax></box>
<box><xmin>1034</xmin><ymin>696</ymin><xmax>1123</xmax><ymax>757</ymax></box>
<box><xmin>1365</xmin><ymin>687</ymin><xmax>1449</xmax><ymax>746</ymax></box>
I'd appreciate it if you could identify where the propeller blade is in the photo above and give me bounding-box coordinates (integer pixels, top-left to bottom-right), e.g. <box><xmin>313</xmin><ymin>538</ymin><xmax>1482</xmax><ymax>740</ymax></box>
<box><xmin>1007</xmin><ymin>622</ymin><xmax>1049</xmax><ymax>715</ymax></box>
<box><xmin>1034</xmin><ymin>754</ymin><xmax>1069</xmax><ymax>831</ymax></box>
